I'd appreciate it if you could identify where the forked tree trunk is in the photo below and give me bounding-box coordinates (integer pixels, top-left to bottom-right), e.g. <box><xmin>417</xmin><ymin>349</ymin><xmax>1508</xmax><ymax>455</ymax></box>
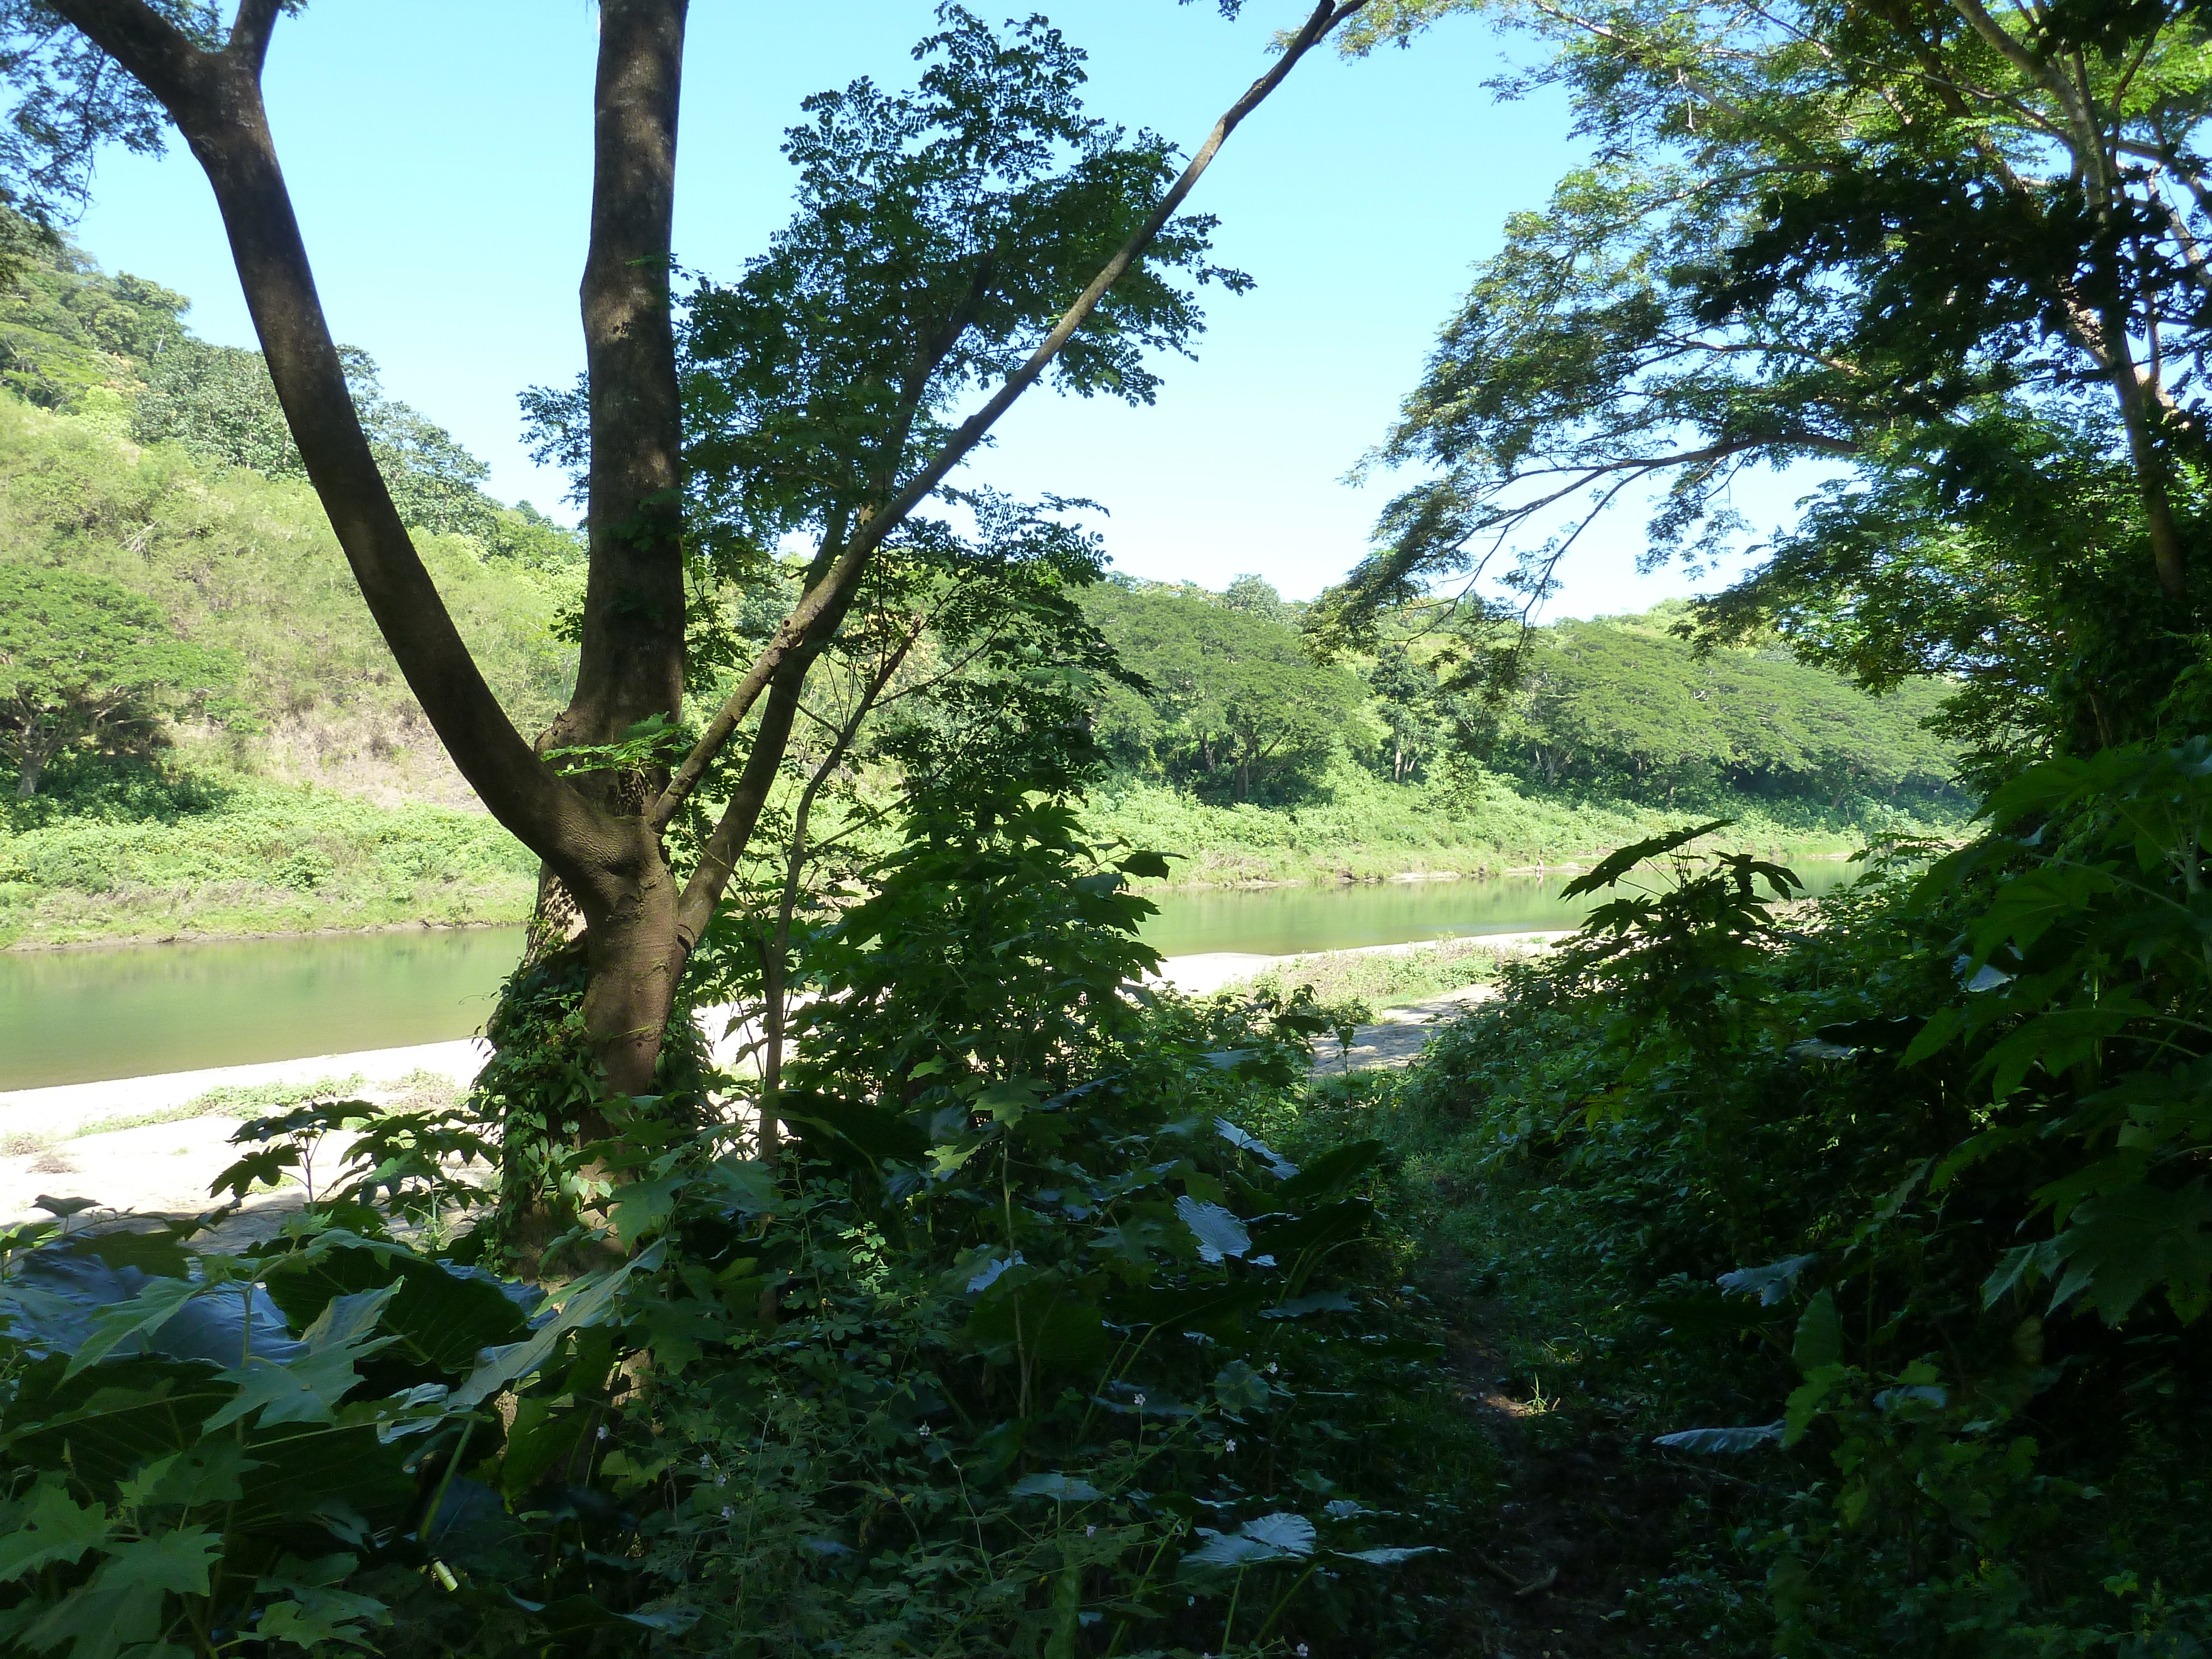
<box><xmin>48</xmin><ymin>0</ymin><xmax>1370</xmax><ymax>1114</ymax></box>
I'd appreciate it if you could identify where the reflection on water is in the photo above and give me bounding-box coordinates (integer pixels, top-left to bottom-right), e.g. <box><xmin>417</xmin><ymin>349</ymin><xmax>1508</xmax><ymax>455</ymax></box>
<box><xmin>0</xmin><ymin>862</ymin><xmax>1862</xmax><ymax>1091</ymax></box>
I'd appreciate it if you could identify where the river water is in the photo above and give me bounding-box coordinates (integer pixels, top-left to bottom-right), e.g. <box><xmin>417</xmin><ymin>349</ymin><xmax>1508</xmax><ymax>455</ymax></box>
<box><xmin>0</xmin><ymin>864</ymin><xmax>1858</xmax><ymax>1089</ymax></box>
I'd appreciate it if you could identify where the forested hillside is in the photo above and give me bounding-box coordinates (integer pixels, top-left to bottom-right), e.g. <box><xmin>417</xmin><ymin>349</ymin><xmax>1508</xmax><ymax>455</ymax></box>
<box><xmin>0</xmin><ymin>231</ymin><xmax>578</xmax><ymax>945</ymax></box>
<box><xmin>1086</xmin><ymin>576</ymin><xmax>1959</xmax><ymax>811</ymax></box>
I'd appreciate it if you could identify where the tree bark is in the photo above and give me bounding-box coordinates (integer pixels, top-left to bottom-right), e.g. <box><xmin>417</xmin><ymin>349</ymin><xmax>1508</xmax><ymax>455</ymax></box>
<box><xmin>565</xmin><ymin>0</ymin><xmax>690</xmax><ymax>763</ymax></box>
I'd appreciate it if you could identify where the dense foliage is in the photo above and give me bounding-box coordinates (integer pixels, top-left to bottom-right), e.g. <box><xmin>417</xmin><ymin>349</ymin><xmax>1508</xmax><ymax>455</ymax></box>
<box><xmin>1319</xmin><ymin>0</ymin><xmax>2212</xmax><ymax>787</ymax></box>
<box><xmin>1087</xmin><ymin>578</ymin><xmax>1963</xmax><ymax>818</ymax></box>
<box><xmin>1379</xmin><ymin>798</ymin><xmax>2212</xmax><ymax>1653</ymax></box>
<box><xmin>0</xmin><ymin>762</ymin><xmax>1495</xmax><ymax>1658</ymax></box>
<box><xmin>0</xmin><ymin>564</ymin><xmax>239</xmax><ymax>797</ymax></box>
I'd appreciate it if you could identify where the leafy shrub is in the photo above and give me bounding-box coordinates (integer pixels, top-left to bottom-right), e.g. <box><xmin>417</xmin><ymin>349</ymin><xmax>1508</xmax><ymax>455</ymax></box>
<box><xmin>1392</xmin><ymin>796</ymin><xmax>2212</xmax><ymax>1655</ymax></box>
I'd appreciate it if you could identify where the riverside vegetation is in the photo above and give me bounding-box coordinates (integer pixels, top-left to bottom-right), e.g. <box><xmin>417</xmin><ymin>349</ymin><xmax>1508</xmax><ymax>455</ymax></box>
<box><xmin>8</xmin><ymin>1</ymin><xmax>2208</xmax><ymax>1656</ymax></box>
<box><xmin>0</xmin><ymin>239</ymin><xmax>1962</xmax><ymax>946</ymax></box>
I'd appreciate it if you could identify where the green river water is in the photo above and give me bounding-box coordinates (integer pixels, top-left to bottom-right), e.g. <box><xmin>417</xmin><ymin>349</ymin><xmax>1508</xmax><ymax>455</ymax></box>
<box><xmin>0</xmin><ymin>865</ymin><xmax>1855</xmax><ymax>1090</ymax></box>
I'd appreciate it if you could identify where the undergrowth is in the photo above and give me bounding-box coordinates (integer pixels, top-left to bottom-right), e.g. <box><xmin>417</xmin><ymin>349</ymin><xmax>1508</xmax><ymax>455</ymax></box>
<box><xmin>1361</xmin><ymin>792</ymin><xmax>2212</xmax><ymax>1655</ymax></box>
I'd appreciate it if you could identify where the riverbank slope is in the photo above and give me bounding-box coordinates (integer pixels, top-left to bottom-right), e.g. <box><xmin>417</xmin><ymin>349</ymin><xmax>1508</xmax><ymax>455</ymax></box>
<box><xmin>3</xmin><ymin>759</ymin><xmax>1942</xmax><ymax>950</ymax></box>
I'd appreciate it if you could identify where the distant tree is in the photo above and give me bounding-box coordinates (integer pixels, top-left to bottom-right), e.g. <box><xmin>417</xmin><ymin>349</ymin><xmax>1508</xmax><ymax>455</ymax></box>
<box><xmin>1220</xmin><ymin>572</ymin><xmax>1292</xmax><ymax>624</ymax></box>
<box><xmin>0</xmin><ymin>562</ymin><xmax>236</xmax><ymax>795</ymax></box>
<box><xmin>134</xmin><ymin>339</ymin><xmax>498</xmax><ymax>536</ymax></box>
<box><xmin>0</xmin><ymin>216</ymin><xmax>187</xmax><ymax>409</ymax></box>
<box><xmin>1488</xmin><ymin>619</ymin><xmax>1960</xmax><ymax>808</ymax></box>
<box><xmin>1365</xmin><ymin>641</ymin><xmax>1441</xmax><ymax>782</ymax></box>
<box><xmin>1087</xmin><ymin>582</ymin><xmax>1366</xmax><ymax>800</ymax></box>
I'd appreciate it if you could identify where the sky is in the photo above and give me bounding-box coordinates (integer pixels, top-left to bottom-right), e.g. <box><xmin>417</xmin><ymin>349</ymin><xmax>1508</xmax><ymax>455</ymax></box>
<box><xmin>67</xmin><ymin>0</ymin><xmax>1787</xmax><ymax>617</ymax></box>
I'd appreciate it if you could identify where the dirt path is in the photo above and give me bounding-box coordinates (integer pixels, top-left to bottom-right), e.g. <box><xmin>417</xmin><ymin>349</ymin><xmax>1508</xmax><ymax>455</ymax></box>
<box><xmin>1313</xmin><ymin>984</ymin><xmax>1497</xmax><ymax>1076</ymax></box>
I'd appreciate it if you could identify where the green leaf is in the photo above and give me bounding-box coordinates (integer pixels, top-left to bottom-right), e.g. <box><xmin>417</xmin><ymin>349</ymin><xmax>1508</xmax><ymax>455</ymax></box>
<box><xmin>65</xmin><ymin>1279</ymin><xmax>201</xmax><ymax>1378</ymax></box>
<box><xmin>1652</xmin><ymin>1423</ymin><xmax>1785</xmax><ymax>1453</ymax></box>
<box><xmin>1183</xmin><ymin>1511</ymin><xmax>1315</xmax><ymax>1568</ymax></box>
<box><xmin>447</xmin><ymin>1245</ymin><xmax>658</xmax><ymax>1412</ymax></box>
<box><xmin>1792</xmin><ymin>1289</ymin><xmax>1844</xmax><ymax>1372</ymax></box>
<box><xmin>114</xmin><ymin>1443</ymin><xmax>258</xmax><ymax>1511</ymax></box>
<box><xmin>1011</xmin><ymin>1472</ymin><xmax>1104</xmax><ymax>1502</ymax></box>
<box><xmin>607</xmin><ymin>1171</ymin><xmax>685</xmax><ymax>1249</ymax></box>
<box><xmin>207</xmin><ymin>1144</ymin><xmax>301</xmax><ymax>1203</ymax></box>
<box><xmin>1212</xmin><ymin>1359</ymin><xmax>1270</xmax><ymax>1413</ymax></box>
<box><xmin>18</xmin><ymin>1530</ymin><xmax>220</xmax><ymax>1659</ymax></box>
<box><xmin>204</xmin><ymin>1286</ymin><xmax>397</xmax><ymax>1431</ymax></box>
<box><xmin>1276</xmin><ymin>1140</ymin><xmax>1384</xmax><ymax>1206</ymax></box>
<box><xmin>1561</xmin><ymin>821</ymin><xmax>1733</xmax><ymax>900</ymax></box>
<box><xmin>95</xmin><ymin>1527</ymin><xmax>217</xmax><ymax>1595</ymax></box>
<box><xmin>2034</xmin><ymin>1181</ymin><xmax>2212</xmax><ymax>1324</ymax></box>
<box><xmin>0</xmin><ymin>1484</ymin><xmax>112</xmax><ymax>1582</ymax></box>
<box><xmin>254</xmin><ymin>1594</ymin><xmax>386</xmax><ymax>1652</ymax></box>
<box><xmin>262</xmin><ymin>1245</ymin><xmax>528</xmax><ymax>1379</ymax></box>
<box><xmin>19</xmin><ymin>1574</ymin><xmax>165</xmax><ymax>1659</ymax></box>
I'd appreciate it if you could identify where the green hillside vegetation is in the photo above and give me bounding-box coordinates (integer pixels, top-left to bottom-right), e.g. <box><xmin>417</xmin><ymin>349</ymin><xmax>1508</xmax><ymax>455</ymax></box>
<box><xmin>1079</xmin><ymin>577</ymin><xmax>1966</xmax><ymax>885</ymax></box>
<box><xmin>0</xmin><ymin>228</ymin><xmax>1968</xmax><ymax>947</ymax></box>
<box><xmin>0</xmin><ymin>229</ymin><xmax>578</xmax><ymax>947</ymax></box>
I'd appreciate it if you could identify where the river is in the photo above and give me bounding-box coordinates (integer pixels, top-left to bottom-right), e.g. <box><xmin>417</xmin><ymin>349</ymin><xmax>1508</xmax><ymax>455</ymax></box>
<box><xmin>0</xmin><ymin>864</ymin><xmax>1859</xmax><ymax>1089</ymax></box>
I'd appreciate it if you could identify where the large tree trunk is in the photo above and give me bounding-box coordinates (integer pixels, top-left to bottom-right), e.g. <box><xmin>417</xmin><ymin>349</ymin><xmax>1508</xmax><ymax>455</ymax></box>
<box><xmin>536</xmin><ymin>0</ymin><xmax>692</xmax><ymax>1095</ymax></box>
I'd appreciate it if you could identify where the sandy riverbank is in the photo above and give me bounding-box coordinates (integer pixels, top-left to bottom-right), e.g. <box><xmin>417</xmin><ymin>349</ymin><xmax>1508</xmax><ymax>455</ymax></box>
<box><xmin>0</xmin><ymin>938</ymin><xmax>1566</xmax><ymax>1230</ymax></box>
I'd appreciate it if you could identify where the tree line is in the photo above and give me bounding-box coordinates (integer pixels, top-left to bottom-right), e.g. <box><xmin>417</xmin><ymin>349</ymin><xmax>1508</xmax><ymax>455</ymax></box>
<box><xmin>1083</xmin><ymin>576</ymin><xmax>1961</xmax><ymax>812</ymax></box>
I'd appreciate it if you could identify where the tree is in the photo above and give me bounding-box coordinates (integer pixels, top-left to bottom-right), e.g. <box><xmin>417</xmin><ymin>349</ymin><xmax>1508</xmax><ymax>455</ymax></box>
<box><xmin>0</xmin><ymin>561</ymin><xmax>235</xmax><ymax>794</ymax></box>
<box><xmin>135</xmin><ymin>337</ymin><xmax>498</xmax><ymax>535</ymax></box>
<box><xmin>10</xmin><ymin>0</ymin><xmax>1369</xmax><ymax>1099</ymax></box>
<box><xmin>1087</xmin><ymin>580</ymin><xmax>1368</xmax><ymax>800</ymax></box>
<box><xmin>0</xmin><ymin>215</ymin><xmax>186</xmax><ymax>409</ymax></box>
<box><xmin>1321</xmin><ymin>0</ymin><xmax>2212</xmax><ymax>750</ymax></box>
<box><xmin>1473</xmin><ymin>614</ymin><xmax>1961</xmax><ymax>805</ymax></box>
<box><xmin>1365</xmin><ymin>640</ymin><xmax>1442</xmax><ymax>782</ymax></box>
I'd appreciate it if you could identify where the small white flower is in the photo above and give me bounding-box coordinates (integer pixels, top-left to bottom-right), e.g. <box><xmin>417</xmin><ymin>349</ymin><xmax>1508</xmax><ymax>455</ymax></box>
<box><xmin>1084</xmin><ymin>1525</ymin><xmax>1097</xmax><ymax>1536</ymax></box>
<box><xmin>1225</xmin><ymin>1438</ymin><xmax>1237</xmax><ymax>1454</ymax></box>
<box><xmin>699</xmin><ymin>1455</ymin><xmax>713</xmax><ymax>1471</ymax></box>
<box><xmin>721</xmin><ymin>1504</ymin><xmax>735</xmax><ymax>1520</ymax></box>
<box><xmin>595</xmin><ymin>1425</ymin><xmax>609</xmax><ymax>1441</ymax></box>
<box><xmin>715</xmin><ymin>1472</ymin><xmax>728</xmax><ymax>1486</ymax></box>
<box><xmin>1133</xmin><ymin>1393</ymin><xmax>1147</xmax><ymax>1409</ymax></box>
<box><xmin>1266</xmin><ymin>1363</ymin><xmax>1278</xmax><ymax>1375</ymax></box>
<box><xmin>1298</xmin><ymin>1646</ymin><xmax>1310</xmax><ymax>1657</ymax></box>
<box><xmin>917</xmin><ymin>1424</ymin><xmax>932</xmax><ymax>1439</ymax></box>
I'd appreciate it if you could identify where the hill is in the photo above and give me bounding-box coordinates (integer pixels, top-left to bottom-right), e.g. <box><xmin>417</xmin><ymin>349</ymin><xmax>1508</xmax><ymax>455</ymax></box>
<box><xmin>0</xmin><ymin>231</ymin><xmax>1971</xmax><ymax>946</ymax></box>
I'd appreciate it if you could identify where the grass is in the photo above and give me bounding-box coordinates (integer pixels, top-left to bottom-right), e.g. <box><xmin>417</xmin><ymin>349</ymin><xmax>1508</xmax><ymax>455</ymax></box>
<box><xmin>0</xmin><ymin>761</ymin><xmax>538</xmax><ymax>948</ymax></box>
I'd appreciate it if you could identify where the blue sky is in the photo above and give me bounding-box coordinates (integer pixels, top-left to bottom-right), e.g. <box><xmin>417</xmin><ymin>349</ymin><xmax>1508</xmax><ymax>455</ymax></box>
<box><xmin>69</xmin><ymin>1</ymin><xmax>1781</xmax><ymax>614</ymax></box>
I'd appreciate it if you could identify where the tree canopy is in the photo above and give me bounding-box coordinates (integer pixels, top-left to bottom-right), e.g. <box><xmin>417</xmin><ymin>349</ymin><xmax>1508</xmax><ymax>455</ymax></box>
<box><xmin>1321</xmin><ymin>0</ymin><xmax>2212</xmax><ymax>774</ymax></box>
<box><xmin>0</xmin><ymin>560</ymin><xmax>236</xmax><ymax>794</ymax></box>
<box><xmin>1085</xmin><ymin>579</ymin><xmax>1370</xmax><ymax>801</ymax></box>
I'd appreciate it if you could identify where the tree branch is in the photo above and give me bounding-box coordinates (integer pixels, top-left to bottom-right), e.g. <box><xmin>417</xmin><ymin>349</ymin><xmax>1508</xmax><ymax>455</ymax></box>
<box><xmin>226</xmin><ymin>0</ymin><xmax>281</xmax><ymax>71</ymax></box>
<box><xmin>654</xmin><ymin>0</ymin><xmax>1368</xmax><ymax>837</ymax></box>
<box><xmin>44</xmin><ymin>0</ymin><xmax>206</xmax><ymax>109</ymax></box>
